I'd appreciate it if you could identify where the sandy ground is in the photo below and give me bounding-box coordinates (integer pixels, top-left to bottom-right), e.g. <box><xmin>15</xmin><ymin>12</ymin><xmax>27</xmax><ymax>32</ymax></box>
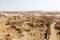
<box><xmin>49</xmin><ymin>22</ymin><xmax>57</xmax><ymax>40</ymax></box>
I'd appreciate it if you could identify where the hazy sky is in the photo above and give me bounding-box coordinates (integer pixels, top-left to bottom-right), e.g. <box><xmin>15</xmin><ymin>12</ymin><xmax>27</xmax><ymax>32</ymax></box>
<box><xmin>0</xmin><ymin>0</ymin><xmax>60</xmax><ymax>11</ymax></box>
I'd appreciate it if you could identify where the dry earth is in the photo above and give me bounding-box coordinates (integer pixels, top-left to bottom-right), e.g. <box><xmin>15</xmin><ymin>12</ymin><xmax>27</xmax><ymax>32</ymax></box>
<box><xmin>0</xmin><ymin>12</ymin><xmax>60</xmax><ymax>40</ymax></box>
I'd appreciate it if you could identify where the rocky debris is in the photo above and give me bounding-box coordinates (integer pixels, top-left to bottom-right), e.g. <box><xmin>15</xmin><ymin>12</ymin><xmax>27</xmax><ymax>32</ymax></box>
<box><xmin>4</xmin><ymin>15</ymin><xmax>50</xmax><ymax>40</ymax></box>
<box><xmin>54</xmin><ymin>21</ymin><xmax>60</xmax><ymax>30</ymax></box>
<box><xmin>54</xmin><ymin>18</ymin><xmax>60</xmax><ymax>40</ymax></box>
<box><xmin>0</xmin><ymin>13</ymin><xmax>60</xmax><ymax>40</ymax></box>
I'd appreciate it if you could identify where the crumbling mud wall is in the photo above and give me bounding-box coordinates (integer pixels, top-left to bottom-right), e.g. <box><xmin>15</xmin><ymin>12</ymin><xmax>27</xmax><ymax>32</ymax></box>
<box><xmin>0</xmin><ymin>13</ymin><xmax>60</xmax><ymax>40</ymax></box>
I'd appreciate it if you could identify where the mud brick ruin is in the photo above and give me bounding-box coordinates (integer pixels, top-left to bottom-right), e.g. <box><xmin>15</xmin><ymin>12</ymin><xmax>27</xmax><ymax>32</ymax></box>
<box><xmin>0</xmin><ymin>11</ymin><xmax>60</xmax><ymax>40</ymax></box>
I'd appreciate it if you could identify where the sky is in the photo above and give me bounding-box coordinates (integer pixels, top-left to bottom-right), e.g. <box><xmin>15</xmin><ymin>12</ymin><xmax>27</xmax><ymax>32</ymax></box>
<box><xmin>0</xmin><ymin>0</ymin><xmax>60</xmax><ymax>11</ymax></box>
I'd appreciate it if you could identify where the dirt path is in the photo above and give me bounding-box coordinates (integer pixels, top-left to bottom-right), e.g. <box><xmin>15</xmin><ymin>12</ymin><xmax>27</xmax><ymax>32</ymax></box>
<box><xmin>49</xmin><ymin>22</ymin><xmax>57</xmax><ymax>40</ymax></box>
